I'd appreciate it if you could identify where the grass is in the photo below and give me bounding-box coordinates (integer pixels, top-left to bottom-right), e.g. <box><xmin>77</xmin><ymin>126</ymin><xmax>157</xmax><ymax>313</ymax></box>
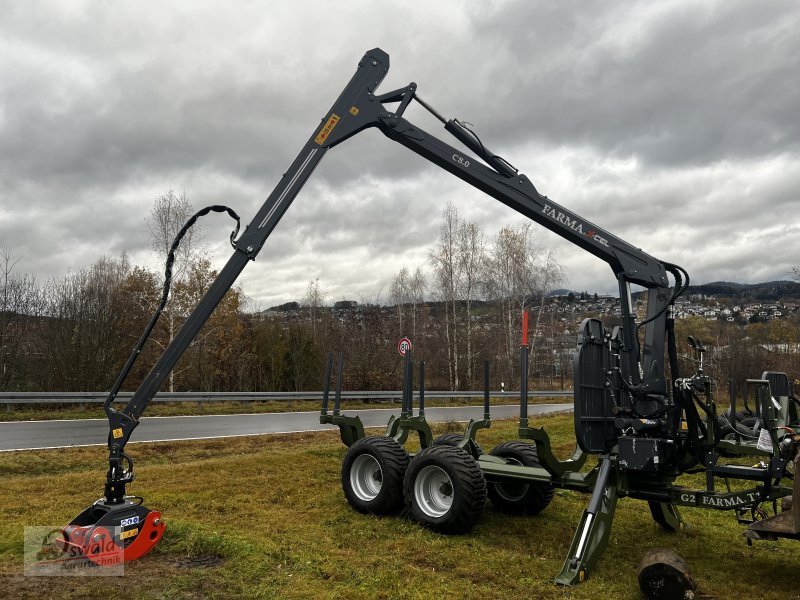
<box><xmin>0</xmin><ymin>413</ymin><xmax>798</xmax><ymax>599</ymax></box>
<box><xmin>0</xmin><ymin>395</ymin><xmax>568</xmax><ymax>422</ymax></box>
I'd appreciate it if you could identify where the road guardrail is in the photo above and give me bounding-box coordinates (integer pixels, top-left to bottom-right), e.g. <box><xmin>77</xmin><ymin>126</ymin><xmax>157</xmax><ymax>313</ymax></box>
<box><xmin>0</xmin><ymin>389</ymin><xmax>572</xmax><ymax>406</ymax></box>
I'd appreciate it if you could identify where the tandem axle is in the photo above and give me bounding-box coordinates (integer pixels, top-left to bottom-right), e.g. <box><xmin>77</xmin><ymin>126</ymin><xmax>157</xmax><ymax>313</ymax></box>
<box><xmin>321</xmin><ymin>346</ymin><xmax>799</xmax><ymax>586</ymax></box>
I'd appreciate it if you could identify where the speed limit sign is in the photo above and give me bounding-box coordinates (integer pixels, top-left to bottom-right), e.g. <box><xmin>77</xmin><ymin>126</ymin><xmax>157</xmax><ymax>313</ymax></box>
<box><xmin>397</xmin><ymin>337</ymin><xmax>412</xmax><ymax>356</ymax></box>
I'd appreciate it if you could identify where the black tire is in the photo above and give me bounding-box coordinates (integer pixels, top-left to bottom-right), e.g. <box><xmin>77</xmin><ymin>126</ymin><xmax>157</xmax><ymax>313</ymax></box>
<box><xmin>487</xmin><ymin>441</ymin><xmax>555</xmax><ymax>515</ymax></box>
<box><xmin>734</xmin><ymin>422</ymin><xmax>757</xmax><ymax>438</ymax></box>
<box><xmin>342</xmin><ymin>436</ymin><xmax>409</xmax><ymax>515</ymax></box>
<box><xmin>720</xmin><ymin>422</ymin><xmax>757</xmax><ymax>439</ymax></box>
<box><xmin>403</xmin><ymin>445</ymin><xmax>486</xmax><ymax>534</ymax></box>
<box><xmin>432</xmin><ymin>433</ymin><xmax>483</xmax><ymax>456</ymax></box>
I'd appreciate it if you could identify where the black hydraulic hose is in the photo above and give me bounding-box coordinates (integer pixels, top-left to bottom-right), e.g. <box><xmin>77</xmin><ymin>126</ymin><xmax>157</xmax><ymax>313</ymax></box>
<box><xmin>104</xmin><ymin>205</ymin><xmax>241</xmax><ymax>411</ymax></box>
<box><xmin>636</xmin><ymin>262</ymin><xmax>689</xmax><ymax>333</ymax></box>
<box><xmin>633</xmin><ymin>261</ymin><xmax>690</xmax><ymax>367</ymax></box>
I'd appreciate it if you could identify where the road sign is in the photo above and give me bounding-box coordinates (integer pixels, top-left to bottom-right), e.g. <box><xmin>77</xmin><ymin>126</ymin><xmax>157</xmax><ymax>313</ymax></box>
<box><xmin>397</xmin><ymin>337</ymin><xmax>412</xmax><ymax>356</ymax></box>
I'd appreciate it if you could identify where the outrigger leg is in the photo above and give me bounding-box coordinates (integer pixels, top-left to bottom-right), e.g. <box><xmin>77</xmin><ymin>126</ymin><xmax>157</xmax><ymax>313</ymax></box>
<box><xmin>555</xmin><ymin>455</ymin><xmax>619</xmax><ymax>585</ymax></box>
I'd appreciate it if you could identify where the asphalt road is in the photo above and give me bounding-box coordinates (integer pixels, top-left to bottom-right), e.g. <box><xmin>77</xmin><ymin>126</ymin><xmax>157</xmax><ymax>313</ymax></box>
<box><xmin>0</xmin><ymin>404</ymin><xmax>572</xmax><ymax>452</ymax></box>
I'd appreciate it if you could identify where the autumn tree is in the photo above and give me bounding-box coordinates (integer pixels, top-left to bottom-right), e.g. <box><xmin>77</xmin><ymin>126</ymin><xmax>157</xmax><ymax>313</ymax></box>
<box><xmin>171</xmin><ymin>258</ymin><xmax>244</xmax><ymax>391</ymax></box>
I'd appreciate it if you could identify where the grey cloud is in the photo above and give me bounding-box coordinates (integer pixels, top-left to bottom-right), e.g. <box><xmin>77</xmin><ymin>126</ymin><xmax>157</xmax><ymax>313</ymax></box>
<box><xmin>459</xmin><ymin>1</ymin><xmax>800</xmax><ymax>168</ymax></box>
<box><xmin>1</xmin><ymin>0</ymin><xmax>798</xmax><ymax>307</ymax></box>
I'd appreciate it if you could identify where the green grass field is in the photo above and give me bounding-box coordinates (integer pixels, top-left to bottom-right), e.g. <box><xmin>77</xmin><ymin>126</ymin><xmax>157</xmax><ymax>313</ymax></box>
<box><xmin>1</xmin><ymin>413</ymin><xmax>798</xmax><ymax>599</ymax></box>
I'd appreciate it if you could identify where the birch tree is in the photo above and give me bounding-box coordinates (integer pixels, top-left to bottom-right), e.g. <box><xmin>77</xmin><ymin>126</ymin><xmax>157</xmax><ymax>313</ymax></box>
<box><xmin>409</xmin><ymin>267</ymin><xmax>427</xmax><ymax>342</ymax></box>
<box><xmin>457</xmin><ymin>220</ymin><xmax>486</xmax><ymax>387</ymax></box>
<box><xmin>391</xmin><ymin>267</ymin><xmax>410</xmax><ymax>333</ymax></box>
<box><xmin>485</xmin><ymin>224</ymin><xmax>536</xmax><ymax>381</ymax></box>
<box><xmin>144</xmin><ymin>189</ymin><xmax>203</xmax><ymax>391</ymax></box>
<box><xmin>304</xmin><ymin>277</ymin><xmax>325</xmax><ymax>343</ymax></box>
<box><xmin>429</xmin><ymin>202</ymin><xmax>462</xmax><ymax>389</ymax></box>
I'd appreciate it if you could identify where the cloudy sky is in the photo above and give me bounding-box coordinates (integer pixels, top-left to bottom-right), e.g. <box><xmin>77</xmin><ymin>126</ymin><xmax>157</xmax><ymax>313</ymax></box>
<box><xmin>2</xmin><ymin>0</ymin><xmax>798</xmax><ymax>308</ymax></box>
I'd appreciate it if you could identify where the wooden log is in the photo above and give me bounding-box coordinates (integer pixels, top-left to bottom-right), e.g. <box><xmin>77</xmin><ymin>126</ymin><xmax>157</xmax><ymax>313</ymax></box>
<box><xmin>638</xmin><ymin>548</ymin><xmax>696</xmax><ymax>600</ymax></box>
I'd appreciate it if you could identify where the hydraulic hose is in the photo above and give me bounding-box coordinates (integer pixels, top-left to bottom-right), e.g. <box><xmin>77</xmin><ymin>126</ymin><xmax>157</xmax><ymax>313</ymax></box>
<box><xmin>103</xmin><ymin>205</ymin><xmax>240</xmax><ymax>412</ymax></box>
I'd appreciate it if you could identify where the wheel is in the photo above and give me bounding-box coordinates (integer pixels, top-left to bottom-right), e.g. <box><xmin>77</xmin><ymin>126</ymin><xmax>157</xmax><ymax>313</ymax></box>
<box><xmin>740</xmin><ymin>416</ymin><xmax>758</xmax><ymax>429</ymax></box>
<box><xmin>432</xmin><ymin>433</ymin><xmax>483</xmax><ymax>456</ymax></box>
<box><xmin>487</xmin><ymin>441</ymin><xmax>555</xmax><ymax>515</ymax></box>
<box><xmin>403</xmin><ymin>445</ymin><xmax>486</xmax><ymax>534</ymax></box>
<box><xmin>341</xmin><ymin>436</ymin><xmax>409</xmax><ymax>515</ymax></box>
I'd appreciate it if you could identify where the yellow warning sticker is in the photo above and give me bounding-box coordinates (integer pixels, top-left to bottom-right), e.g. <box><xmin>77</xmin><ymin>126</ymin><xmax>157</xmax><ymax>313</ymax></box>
<box><xmin>315</xmin><ymin>113</ymin><xmax>340</xmax><ymax>145</ymax></box>
<box><xmin>112</xmin><ymin>428</ymin><xmax>123</xmax><ymax>439</ymax></box>
<box><xmin>121</xmin><ymin>527</ymin><xmax>139</xmax><ymax>540</ymax></box>
<box><xmin>349</xmin><ymin>106</ymin><xmax>359</xmax><ymax>116</ymax></box>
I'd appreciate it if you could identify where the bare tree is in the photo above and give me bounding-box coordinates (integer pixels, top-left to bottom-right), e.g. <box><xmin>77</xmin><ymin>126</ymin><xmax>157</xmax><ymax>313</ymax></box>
<box><xmin>485</xmin><ymin>224</ymin><xmax>538</xmax><ymax>382</ymax></box>
<box><xmin>529</xmin><ymin>247</ymin><xmax>564</xmax><ymax>349</ymax></box>
<box><xmin>144</xmin><ymin>189</ymin><xmax>204</xmax><ymax>391</ymax></box>
<box><xmin>429</xmin><ymin>202</ymin><xmax>462</xmax><ymax>389</ymax></box>
<box><xmin>391</xmin><ymin>267</ymin><xmax>410</xmax><ymax>333</ymax></box>
<box><xmin>145</xmin><ymin>190</ymin><xmax>202</xmax><ymax>280</ymax></box>
<box><xmin>457</xmin><ymin>220</ymin><xmax>486</xmax><ymax>386</ymax></box>
<box><xmin>37</xmin><ymin>255</ymin><xmax>133</xmax><ymax>391</ymax></box>
<box><xmin>304</xmin><ymin>277</ymin><xmax>325</xmax><ymax>342</ymax></box>
<box><xmin>0</xmin><ymin>248</ymin><xmax>40</xmax><ymax>390</ymax></box>
<box><xmin>409</xmin><ymin>267</ymin><xmax>427</xmax><ymax>342</ymax></box>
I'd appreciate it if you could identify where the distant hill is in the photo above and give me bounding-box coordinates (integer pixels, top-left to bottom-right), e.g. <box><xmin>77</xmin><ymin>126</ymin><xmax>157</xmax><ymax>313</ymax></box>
<box><xmin>261</xmin><ymin>281</ymin><xmax>800</xmax><ymax>312</ymax></box>
<box><xmin>548</xmin><ymin>288</ymin><xmax>574</xmax><ymax>297</ymax></box>
<box><xmin>686</xmin><ymin>280</ymin><xmax>800</xmax><ymax>302</ymax></box>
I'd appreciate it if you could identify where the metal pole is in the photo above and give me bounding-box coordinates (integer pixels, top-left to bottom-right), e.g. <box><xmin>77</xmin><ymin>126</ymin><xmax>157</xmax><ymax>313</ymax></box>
<box><xmin>402</xmin><ymin>351</ymin><xmax>412</xmax><ymax>417</ymax></box>
<box><xmin>333</xmin><ymin>351</ymin><xmax>344</xmax><ymax>416</ymax></box>
<box><xmin>321</xmin><ymin>352</ymin><xmax>333</xmax><ymax>415</ymax></box>
<box><xmin>483</xmin><ymin>360</ymin><xmax>491</xmax><ymax>420</ymax></box>
<box><xmin>418</xmin><ymin>360</ymin><xmax>426</xmax><ymax>417</ymax></box>
<box><xmin>520</xmin><ymin>345</ymin><xmax>529</xmax><ymax>428</ymax></box>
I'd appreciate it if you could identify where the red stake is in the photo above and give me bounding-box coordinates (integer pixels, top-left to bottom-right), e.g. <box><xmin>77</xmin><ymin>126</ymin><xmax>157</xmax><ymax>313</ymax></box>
<box><xmin>522</xmin><ymin>310</ymin><xmax>529</xmax><ymax>347</ymax></box>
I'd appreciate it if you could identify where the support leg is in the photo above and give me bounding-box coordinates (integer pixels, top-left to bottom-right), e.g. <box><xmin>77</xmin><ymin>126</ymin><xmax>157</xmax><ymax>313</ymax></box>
<box><xmin>648</xmin><ymin>501</ymin><xmax>683</xmax><ymax>531</ymax></box>
<box><xmin>555</xmin><ymin>456</ymin><xmax>618</xmax><ymax>585</ymax></box>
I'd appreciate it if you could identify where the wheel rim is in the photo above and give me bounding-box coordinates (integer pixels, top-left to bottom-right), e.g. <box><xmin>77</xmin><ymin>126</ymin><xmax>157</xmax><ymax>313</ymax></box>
<box><xmin>414</xmin><ymin>465</ymin><xmax>454</xmax><ymax>517</ymax></box>
<box><xmin>350</xmin><ymin>454</ymin><xmax>383</xmax><ymax>501</ymax></box>
<box><xmin>494</xmin><ymin>457</ymin><xmax>529</xmax><ymax>502</ymax></box>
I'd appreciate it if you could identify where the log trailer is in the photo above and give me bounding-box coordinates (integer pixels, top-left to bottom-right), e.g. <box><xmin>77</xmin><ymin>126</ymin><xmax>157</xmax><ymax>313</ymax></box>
<box><xmin>60</xmin><ymin>48</ymin><xmax>799</xmax><ymax>584</ymax></box>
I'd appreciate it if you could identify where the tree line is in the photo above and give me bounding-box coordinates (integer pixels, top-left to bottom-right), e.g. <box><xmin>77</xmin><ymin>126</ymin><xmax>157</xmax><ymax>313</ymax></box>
<box><xmin>1</xmin><ymin>192</ymin><xmax>797</xmax><ymax>395</ymax></box>
<box><xmin>0</xmin><ymin>196</ymin><xmax>569</xmax><ymax>393</ymax></box>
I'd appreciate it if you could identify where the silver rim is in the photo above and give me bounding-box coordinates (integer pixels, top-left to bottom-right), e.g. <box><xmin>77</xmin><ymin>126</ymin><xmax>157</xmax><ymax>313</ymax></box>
<box><xmin>414</xmin><ymin>465</ymin><xmax>453</xmax><ymax>517</ymax></box>
<box><xmin>495</xmin><ymin>457</ymin><xmax>529</xmax><ymax>502</ymax></box>
<box><xmin>350</xmin><ymin>454</ymin><xmax>383</xmax><ymax>501</ymax></box>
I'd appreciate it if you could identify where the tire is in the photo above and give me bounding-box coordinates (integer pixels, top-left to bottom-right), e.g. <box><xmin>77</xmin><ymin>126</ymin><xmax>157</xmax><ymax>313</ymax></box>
<box><xmin>432</xmin><ymin>433</ymin><xmax>483</xmax><ymax>456</ymax></box>
<box><xmin>487</xmin><ymin>441</ymin><xmax>555</xmax><ymax>515</ymax></box>
<box><xmin>403</xmin><ymin>445</ymin><xmax>486</xmax><ymax>534</ymax></box>
<box><xmin>740</xmin><ymin>416</ymin><xmax>758</xmax><ymax>429</ymax></box>
<box><xmin>720</xmin><ymin>422</ymin><xmax>756</xmax><ymax>439</ymax></box>
<box><xmin>342</xmin><ymin>436</ymin><xmax>409</xmax><ymax>515</ymax></box>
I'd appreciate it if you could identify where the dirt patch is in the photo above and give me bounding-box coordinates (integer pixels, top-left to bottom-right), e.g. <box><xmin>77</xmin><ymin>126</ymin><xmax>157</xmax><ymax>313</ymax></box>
<box><xmin>0</xmin><ymin>555</ymin><xmax>190</xmax><ymax>600</ymax></box>
<box><xmin>169</xmin><ymin>554</ymin><xmax>225</xmax><ymax>569</ymax></box>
